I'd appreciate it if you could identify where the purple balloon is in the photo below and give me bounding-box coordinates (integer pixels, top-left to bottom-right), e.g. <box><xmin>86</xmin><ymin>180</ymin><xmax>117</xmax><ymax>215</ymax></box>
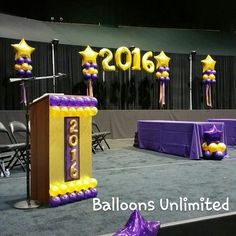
<box><xmin>75</xmin><ymin>97</ymin><xmax>85</xmax><ymax>107</ymax></box>
<box><xmin>60</xmin><ymin>194</ymin><xmax>70</xmax><ymax>204</ymax></box>
<box><xmin>214</xmin><ymin>151</ymin><xmax>224</xmax><ymax>160</ymax></box>
<box><xmin>24</xmin><ymin>57</ymin><xmax>32</xmax><ymax>64</ymax></box>
<box><xmin>50</xmin><ymin>96</ymin><xmax>60</xmax><ymax>106</ymax></box>
<box><xmin>90</xmin><ymin>188</ymin><xmax>98</xmax><ymax>197</ymax></box>
<box><xmin>212</xmin><ymin>79</ymin><xmax>216</xmax><ymax>83</ymax></box>
<box><xmin>204</xmin><ymin>151</ymin><xmax>212</xmax><ymax>158</ymax></box>
<box><xmin>90</xmin><ymin>97</ymin><xmax>98</xmax><ymax>107</ymax></box>
<box><xmin>212</xmin><ymin>70</ymin><xmax>216</xmax><ymax>75</ymax></box>
<box><xmin>50</xmin><ymin>196</ymin><xmax>61</xmax><ymax>207</ymax></box>
<box><xmin>16</xmin><ymin>57</ymin><xmax>25</xmax><ymax>65</ymax></box>
<box><xmin>91</xmin><ymin>63</ymin><xmax>98</xmax><ymax>68</ymax></box>
<box><xmin>84</xmin><ymin>73</ymin><xmax>91</xmax><ymax>80</ymax></box>
<box><xmin>25</xmin><ymin>70</ymin><xmax>32</xmax><ymax>77</ymax></box>
<box><xmin>68</xmin><ymin>192</ymin><xmax>77</xmax><ymax>203</ymax></box>
<box><xmin>17</xmin><ymin>69</ymin><xmax>25</xmax><ymax>77</ymax></box>
<box><xmin>83</xmin><ymin>189</ymin><xmax>92</xmax><ymax>199</ymax></box>
<box><xmin>83</xmin><ymin>96</ymin><xmax>91</xmax><ymax>106</ymax></box>
<box><xmin>114</xmin><ymin>210</ymin><xmax>160</xmax><ymax>236</ymax></box>
<box><xmin>83</xmin><ymin>62</ymin><xmax>91</xmax><ymax>69</ymax></box>
<box><xmin>165</xmin><ymin>77</ymin><xmax>170</xmax><ymax>81</ymax></box>
<box><xmin>91</xmin><ymin>74</ymin><xmax>97</xmax><ymax>81</ymax></box>
<box><xmin>159</xmin><ymin>76</ymin><xmax>165</xmax><ymax>81</ymax></box>
<box><xmin>165</xmin><ymin>66</ymin><xmax>170</xmax><ymax>72</ymax></box>
<box><xmin>76</xmin><ymin>191</ymin><xmax>85</xmax><ymax>201</ymax></box>
<box><xmin>206</xmin><ymin>69</ymin><xmax>212</xmax><ymax>75</ymax></box>
<box><xmin>158</xmin><ymin>66</ymin><xmax>164</xmax><ymax>72</ymax></box>
<box><xmin>59</xmin><ymin>96</ymin><xmax>69</xmax><ymax>106</ymax></box>
<box><xmin>68</xmin><ymin>97</ymin><xmax>76</xmax><ymax>106</ymax></box>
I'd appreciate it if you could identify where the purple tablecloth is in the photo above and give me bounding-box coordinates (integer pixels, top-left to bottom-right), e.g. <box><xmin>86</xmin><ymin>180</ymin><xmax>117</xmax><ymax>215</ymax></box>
<box><xmin>138</xmin><ymin>120</ymin><xmax>225</xmax><ymax>159</ymax></box>
<box><xmin>208</xmin><ymin>119</ymin><xmax>236</xmax><ymax>146</ymax></box>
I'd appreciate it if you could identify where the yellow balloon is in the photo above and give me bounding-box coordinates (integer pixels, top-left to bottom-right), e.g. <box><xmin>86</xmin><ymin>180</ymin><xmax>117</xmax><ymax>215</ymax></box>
<box><xmin>90</xmin><ymin>107</ymin><xmax>98</xmax><ymax>116</ymax></box>
<box><xmin>155</xmin><ymin>71</ymin><xmax>162</xmax><ymax>78</ymax></box>
<box><xmin>142</xmin><ymin>51</ymin><xmax>155</xmax><ymax>73</ymax></box>
<box><xmin>217</xmin><ymin>143</ymin><xmax>226</xmax><ymax>152</ymax></box>
<box><xmin>83</xmin><ymin>107</ymin><xmax>91</xmax><ymax>117</ymax></box>
<box><xmin>82</xmin><ymin>178</ymin><xmax>90</xmax><ymax>190</ymax></box>
<box><xmin>115</xmin><ymin>46</ymin><xmax>132</xmax><ymax>71</ymax></box>
<box><xmin>79</xmin><ymin>45</ymin><xmax>99</xmax><ymax>65</ymax></box>
<box><xmin>75</xmin><ymin>107</ymin><xmax>84</xmax><ymax>116</ymax></box>
<box><xmin>68</xmin><ymin>107</ymin><xmax>76</xmax><ymax>116</ymax></box>
<box><xmin>11</xmin><ymin>38</ymin><xmax>35</xmax><ymax>59</ymax></box>
<box><xmin>99</xmin><ymin>48</ymin><xmax>116</xmax><ymax>71</ymax></box>
<box><xmin>14</xmin><ymin>64</ymin><xmax>21</xmax><ymax>70</ymax></box>
<box><xmin>154</xmin><ymin>51</ymin><xmax>170</xmax><ymax>68</ymax></box>
<box><xmin>67</xmin><ymin>181</ymin><xmax>76</xmax><ymax>193</ymax></box>
<box><xmin>90</xmin><ymin>178</ymin><xmax>98</xmax><ymax>188</ymax></box>
<box><xmin>75</xmin><ymin>179</ymin><xmax>83</xmax><ymax>191</ymax></box>
<box><xmin>208</xmin><ymin>143</ymin><xmax>218</xmax><ymax>153</ymax></box>
<box><xmin>203</xmin><ymin>74</ymin><xmax>209</xmax><ymax>80</ymax></box>
<box><xmin>131</xmin><ymin>47</ymin><xmax>141</xmax><ymax>71</ymax></box>
<box><xmin>21</xmin><ymin>63</ymin><xmax>29</xmax><ymax>70</ymax></box>
<box><xmin>60</xmin><ymin>106</ymin><xmax>68</xmax><ymax>115</ymax></box>
<box><xmin>60</xmin><ymin>183</ymin><xmax>68</xmax><ymax>195</ymax></box>
<box><xmin>50</xmin><ymin>106</ymin><xmax>60</xmax><ymax>117</ymax></box>
<box><xmin>202</xmin><ymin>142</ymin><xmax>208</xmax><ymax>151</ymax></box>
<box><xmin>162</xmin><ymin>71</ymin><xmax>169</xmax><ymax>77</ymax></box>
<box><xmin>28</xmin><ymin>65</ymin><xmax>32</xmax><ymax>70</ymax></box>
<box><xmin>50</xmin><ymin>185</ymin><xmax>60</xmax><ymax>197</ymax></box>
<box><xmin>201</xmin><ymin>55</ymin><xmax>216</xmax><ymax>72</ymax></box>
<box><xmin>209</xmin><ymin>74</ymin><xmax>215</xmax><ymax>80</ymax></box>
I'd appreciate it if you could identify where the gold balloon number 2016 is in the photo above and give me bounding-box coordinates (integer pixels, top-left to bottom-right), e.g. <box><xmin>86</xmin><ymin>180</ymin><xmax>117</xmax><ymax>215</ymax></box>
<box><xmin>99</xmin><ymin>47</ymin><xmax>155</xmax><ymax>73</ymax></box>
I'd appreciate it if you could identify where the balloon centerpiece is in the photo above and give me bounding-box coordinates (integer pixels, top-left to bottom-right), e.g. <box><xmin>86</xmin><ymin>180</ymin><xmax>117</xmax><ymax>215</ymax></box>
<box><xmin>11</xmin><ymin>38</ymin><xmax>35</xmax><ymax>105</ymax></box>
<box><xmin>201</xmin><ymin>55</ymin><xmax>216</xmax><ymax>108</ymax></box>
<box><xmin>79</xmin><ymin>45</ymin><xmax>99</xmax><ymax>97</ymax></box>
<box><xmin>154</xmin><ymin>51</ymin><xmax>170</xmax><ymax>109</ymax></box>
<box><xmin>202</xmin><ymin>125</ymin><xmax>227</xmax><ymax>160</ymax></box>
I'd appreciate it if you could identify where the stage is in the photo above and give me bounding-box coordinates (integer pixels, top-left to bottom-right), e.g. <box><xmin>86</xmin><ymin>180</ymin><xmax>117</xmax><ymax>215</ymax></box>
<box><xmin>0</xmin><ymin>139</ymin><xmax>236</xmax><ymax>235</ymax></box>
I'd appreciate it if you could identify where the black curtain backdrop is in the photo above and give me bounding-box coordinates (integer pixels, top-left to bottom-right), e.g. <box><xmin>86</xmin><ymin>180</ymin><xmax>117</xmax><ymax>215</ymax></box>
<box><xmin>0</xmin><ymin>37</ymin><xmax>236</xmax><ymax>110</ymax></box>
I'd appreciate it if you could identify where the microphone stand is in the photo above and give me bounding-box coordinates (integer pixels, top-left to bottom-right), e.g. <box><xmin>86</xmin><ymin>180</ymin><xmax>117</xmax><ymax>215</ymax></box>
<box><xmin>10</xmin><ymin>73</ymin><xmax>66</xmax><ymax>209</ymax></box>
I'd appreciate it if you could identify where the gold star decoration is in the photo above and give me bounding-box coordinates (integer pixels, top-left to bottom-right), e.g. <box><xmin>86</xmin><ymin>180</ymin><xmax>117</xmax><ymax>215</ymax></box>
<box><xmin>201</xmin><ymin>55</ymin><xmax>216</xmax><ymax>72</ymax></box>
<box><xmin>79</xmin><ymin>45</ymin><xmax>99</xmax><ymax>65</ymax></box>
<box><xmin>154</xmin><ymin>51</ymin><xmax>171</xmax><ymax>68</ymax></box>
<box><xmin>11</xmin><ymin>38</ymin><xmax>35</xmax><ymax>59</ymax></box>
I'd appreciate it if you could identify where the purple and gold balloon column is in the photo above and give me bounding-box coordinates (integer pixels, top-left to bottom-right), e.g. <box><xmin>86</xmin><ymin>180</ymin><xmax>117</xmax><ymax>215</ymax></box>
<box><xmin>11</xmin><ymin>38</ymin><xmax>35</xmax><ymax>105</ymax></box>
<box><xmin>79</xmin><ymin>46</ymin><xmax>99</xmax><ymax>97</ymax></box>
<box><xmin>201</xmin><ymin>55</ymin><xmax>216</xmax><ymax>108</ymax></box>
<box><xmin>154</xmin><ymin>51</ymin><xmax>170</xmax><ymax>108</ymax></box>
<box><xmin>202</xmin><ymin>125</ymin><xmax>227</xmax><ymax>160</ymax></box>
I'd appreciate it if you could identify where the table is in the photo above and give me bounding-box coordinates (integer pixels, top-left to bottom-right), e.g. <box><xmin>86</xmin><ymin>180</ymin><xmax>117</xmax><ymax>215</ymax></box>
<box><xmin>208</xmin><ymin>119</ymin><xmax>236</xmax><ymax>146</ymax></box>
<box><xmin>138</xmin><ymin>120</ymin><xmax>226</xmax><ymax>159</ymax></box>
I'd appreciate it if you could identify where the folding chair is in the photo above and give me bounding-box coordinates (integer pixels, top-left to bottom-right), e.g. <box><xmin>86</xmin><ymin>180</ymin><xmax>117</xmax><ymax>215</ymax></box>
<box><xmin>92</xmin><ymin>122</ymin><xmax>111</xmax><ymax>152</ymax></box>
<box><xmin>0</xmin><ymin>122</ymin><xmax>26</xmax><ymax>176</ymax></box>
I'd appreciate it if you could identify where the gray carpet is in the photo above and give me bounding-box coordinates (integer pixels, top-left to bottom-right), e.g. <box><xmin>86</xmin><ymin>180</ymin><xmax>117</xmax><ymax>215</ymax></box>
<box><xmin>0</xmin><ymin>139</ymin><xmax>236</xmax><ymax>236</ymax></box>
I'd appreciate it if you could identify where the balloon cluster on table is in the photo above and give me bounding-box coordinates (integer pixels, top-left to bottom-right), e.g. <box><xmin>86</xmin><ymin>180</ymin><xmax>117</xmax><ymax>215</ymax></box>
<box><xmin>49</xmin><ymin>177</ymin><xmax>98</xmax><ymax>207</ymax></box>
<box><xmin>79</xmin><ymin>46</ymin><xmax>99</xmax><ymax>97</ymax></box>
<box><xmin>114</xmin><ymin>209</ymin><xmax>161</xmax><ymax>236</ymax></box>
<box><xmin>11</xmin><ymin>38</ymin><xmax>35</xmax><ymax>78</ymax></box>
<box><xmin>202</xmin><ymin>125</ymin><xmax>227</xmax><ymax>160</ymax></box>
<box><xmin>201</xmin><ymin>55</ymin><xmax>216</xmax><ymax>108</ymax></box>
<box><xmin>154</xmin><ymin>51</ymin><xmax>171</xmax><ymax>108</ymax></box>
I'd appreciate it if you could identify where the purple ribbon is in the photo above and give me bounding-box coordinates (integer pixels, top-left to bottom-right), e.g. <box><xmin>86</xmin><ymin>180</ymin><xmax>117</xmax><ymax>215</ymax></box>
<box><xmin>20</xmin><ymin>83</ymin><xmax>27</xmax><ymax>106</ymax></box>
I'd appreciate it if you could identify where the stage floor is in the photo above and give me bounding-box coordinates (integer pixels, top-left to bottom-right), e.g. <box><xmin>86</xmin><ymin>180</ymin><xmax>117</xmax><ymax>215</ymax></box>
<box><xmin>0</xmin><ymin>139</ymin><xmax>236</xmax><ymax>235</ymax></box>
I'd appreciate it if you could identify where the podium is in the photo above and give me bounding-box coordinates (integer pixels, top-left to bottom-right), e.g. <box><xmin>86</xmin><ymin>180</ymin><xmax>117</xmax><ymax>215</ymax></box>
<box><xmin>30</xmin><ymin>94</ymin><xmax>98</xmax><ymax>206</ymax></box>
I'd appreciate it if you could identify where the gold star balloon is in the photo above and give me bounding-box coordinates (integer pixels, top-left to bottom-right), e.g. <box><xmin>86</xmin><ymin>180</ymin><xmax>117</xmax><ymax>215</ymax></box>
<box><xmin>154</xmin><ymin>51</ymin><xmax>170</xmax><ymax>68</ymax></box>
<box><xmin>201</xmin><ymin>55</ymin><xmax>216</xmax><ymax>72</ymax></box>
<box><xmin>79</xmin><ymin>45</ymin><xmax>98</xmax><ymax>65</ymax></box>
<box><xmin>11</xmin><ymin>38</ymin><xmax>35</xmax><ymax>59</ymax></box>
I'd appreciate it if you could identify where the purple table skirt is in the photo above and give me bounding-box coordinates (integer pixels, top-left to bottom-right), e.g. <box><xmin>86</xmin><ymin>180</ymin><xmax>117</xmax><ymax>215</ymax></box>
<box><xmin>208</xmin><ymin>119</ymin><xmax>236</xmax><ymax>146</ymax></box>
<box><xmin>138</xmin><ymin>120</ymin><xmax>226</xmax><ymax>159</ymax></box>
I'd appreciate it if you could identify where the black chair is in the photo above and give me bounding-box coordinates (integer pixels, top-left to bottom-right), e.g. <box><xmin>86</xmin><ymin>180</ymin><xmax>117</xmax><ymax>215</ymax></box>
<box><xmin>0</xmin><ymin>122</ymin><xmax>26</xmax><ymax>176</ymax></box>
<box><xmin>92</xmin><ymin>122</ymin><xmax>111</xmax><ymax>153</ymax></box>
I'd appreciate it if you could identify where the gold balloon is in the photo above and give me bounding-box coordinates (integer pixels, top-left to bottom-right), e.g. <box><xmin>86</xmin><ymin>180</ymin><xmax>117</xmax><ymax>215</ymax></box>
<box><xmin>67</xmin><ymin>181</ymin><xmax>76</xmax><ymax>193</ymax></box>
<box><xmin>209</xmin><ymin>74</ymin><xmax>215</xmax><ymax>80</ymax></box>
<box><xmin>99</xmin><ymin>48</ymin><xmax>116</xmax><ymax>71</ymax></box>
<box><xmin>155</xmin><ymin>71</ymin><xmax>162</xmax><ymax>78</ymax></box>
<box><xmin>154</xmin><ymin>51</ymin><xmax>170</xmax><ymax>68</ymax></box>
<box><xmin>90</xmin><ymin>178</ymin><xmax>98</xmax><ymax>188</ymax></box>
<box><xmin>11</xmin><ymin>38</ymin><xmax>35</xmax><ymax>59</ymax></box>
<box><xmin>203</xmin><ymin>74</ymin><xmax>209</xmax><ymax>80</ymax></box>
<box><xmin>79</xmin><ymin>45</ymin><xmax>98</xmax><ymax>65</ymax></box>
<box><xmin>50</xmin><ymin>185</ymin><xmax>60</xmax><ymax>197</ymax></box>
<box><xmin>115</xmin><ymin>46</ymin><xmax>132</xmax><ymax>71</ymax></box>
<box><xmin>202</xmin><ymin>142</ymin><xmax>208</xmax><ymax>151</ymax></box>
<box><xmin>162</xmin><ymin>71</ymin><xmax>169</xmax><ymax>77</ymax></box>
<box><xmin>90</xmin><ymin>107</ymin><xmax>98</xmax><ymax>116</ymax></box>
<box><xmin>75</xmin><ymin>179</ymin><xmax>83</xmax><ymax>191</ymax></box>
<box><xmin>217</xmin><ymin>142</ymin><xmax>226</xmax><ymax>152</ymax></box>
<box><xmin>142</xmin><ymin>51</ymin><xmax>155</xmax><ymax>73</ymax></box>
<box><xmin>60</xmin><ymin>183</ymin><xmax>68</xmax><ymax>195</ymax></box>
<box><xmin>14</xmin><ymin>64</ymin><xmax>21</xmax><ymax>70</ymax></box>
<box><xmin>208</xmin><ymin>143</ymin><xmax>218</xmax><ymax>153</ymax></box>
<box><xmin>201</xmin><ymin>55</ymin><xmax>216</xmax><ymax>72</ymax></box>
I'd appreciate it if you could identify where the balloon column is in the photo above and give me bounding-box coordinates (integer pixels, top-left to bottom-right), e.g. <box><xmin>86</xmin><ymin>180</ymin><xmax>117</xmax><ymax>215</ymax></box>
<box><xmin>201</xmin><ymin>55</ymin><xmax>216</xmax><ymax>108</ymax></box>
<box><xmin>11</xmin><ymin>38</ymin><xmax>35</xmax><ymax>105</ymax></box>
<box><xmin>154</xmin><ymin>51</ymin><xmax>170</xmax><ymax>108</ymax></box>
<box><xmin>79</xmin><ymin>45</ymin><xmax>99</xmax><ymax>97</ymax></box>
<box><xmin>202</xmin><ymin>125</ymin><xmax>227</xmax><ymax>160</ymax></box>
